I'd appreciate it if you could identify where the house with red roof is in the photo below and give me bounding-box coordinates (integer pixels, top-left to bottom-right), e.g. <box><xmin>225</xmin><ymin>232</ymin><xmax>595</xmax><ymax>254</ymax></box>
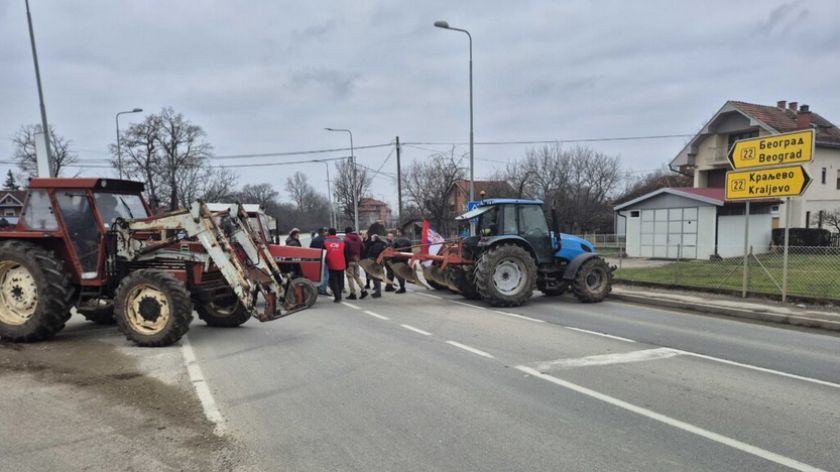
<box><xmin>616</xmin><ymin>100</ymin><xmax>839</xmax><ymax>259</ymax></box>
<box><xmin>670</xmin><ymin>100</ymin><xmax>840</xmax><ymax>230</ymax></box>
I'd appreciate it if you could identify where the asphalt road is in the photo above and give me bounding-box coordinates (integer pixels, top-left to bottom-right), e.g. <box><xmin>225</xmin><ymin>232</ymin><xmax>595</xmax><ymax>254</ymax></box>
<box><xmin>185</xmin><ymin>288</ymin><xmax>840</xmax><ymax>472</ymax></box>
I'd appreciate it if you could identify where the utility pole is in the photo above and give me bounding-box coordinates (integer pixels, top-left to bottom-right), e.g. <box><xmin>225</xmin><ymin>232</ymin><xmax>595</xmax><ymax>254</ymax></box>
<box><xmin>396</xmin><ymin>136</ymin><xmax>402</xmax><ymax>221</ymax></box>
<box><xmin>25</xmin><ymin>0</ymin><xmax>52</xmax><ymax>174</ymax></box>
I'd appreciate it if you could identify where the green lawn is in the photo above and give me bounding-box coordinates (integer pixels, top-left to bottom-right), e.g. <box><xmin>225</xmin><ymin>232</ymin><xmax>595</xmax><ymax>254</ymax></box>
<box><xmin>615</xmin><ymin>253</ymin><xmax>840</xmax><ymax>301</ymax></box>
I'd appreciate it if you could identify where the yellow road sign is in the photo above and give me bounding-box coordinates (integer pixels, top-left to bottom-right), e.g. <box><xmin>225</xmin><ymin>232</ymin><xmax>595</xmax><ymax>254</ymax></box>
<box><xmin>728</xmin><ymin>129</ymin><xmax>814</xmax><ymax>169</ymax></box>
<box><xmin>725</xmin><ymin>165</ymin><xmax>811</xmax><ymax>200</ymax></box>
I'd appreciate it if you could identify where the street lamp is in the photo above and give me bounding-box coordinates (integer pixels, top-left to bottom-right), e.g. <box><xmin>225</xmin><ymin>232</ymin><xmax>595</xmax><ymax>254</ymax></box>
<box><xmin>434</xmin><ymin>20</ymin><xmax>475</xmax><ymax>203</ymax></box>
<box><xmin>115</xmin><ymin>108</ymin><xmax>143</xmax><ymax>179</ymax></box>
<box><xmin>325</xmin><ymin>128</ymin><xmax>358</xmax><ymax>231</ymax></box>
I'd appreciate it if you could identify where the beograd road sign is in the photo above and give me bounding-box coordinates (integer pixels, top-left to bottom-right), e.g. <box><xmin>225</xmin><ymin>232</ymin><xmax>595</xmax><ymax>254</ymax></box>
<box><xmin>728</xmin><ymin>129</ymin><xmax>814</xmax><ymax>169</ymax></box>
<box><xmin>725</xmin><ymin>164</ymin><xmax>811</xmax><ymax>200</ymax></box>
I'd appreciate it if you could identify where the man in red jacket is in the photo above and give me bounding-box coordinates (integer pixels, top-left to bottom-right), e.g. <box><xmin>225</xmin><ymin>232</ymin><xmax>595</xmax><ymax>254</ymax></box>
<box><xmin>324</xmin><ymin>228</ymin><xmax>347</xmax><ymax>303</ymax></box>
<box><xmin>342</xmin><ymin>226</ymin><xmax>368</xmax><ymax>300</ymax></box>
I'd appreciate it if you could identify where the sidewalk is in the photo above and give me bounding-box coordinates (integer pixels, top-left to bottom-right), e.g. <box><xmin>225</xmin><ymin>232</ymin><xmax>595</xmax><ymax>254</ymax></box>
<box><xmin>611</xmin><ymin>284</ymin><xmax>840</xmax><ymax>332</ymax></box>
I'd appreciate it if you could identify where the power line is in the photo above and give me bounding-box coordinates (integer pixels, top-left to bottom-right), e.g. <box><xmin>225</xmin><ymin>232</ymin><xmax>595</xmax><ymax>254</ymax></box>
<box><xmin>209</xmin><ymin>143</ymin><xmax>393</xmax><ymax>160</ymax></box>
<box><xmin>403</xmin><ymin>133</ymin><xmax>693</xmax><ymax>146</ymax></box>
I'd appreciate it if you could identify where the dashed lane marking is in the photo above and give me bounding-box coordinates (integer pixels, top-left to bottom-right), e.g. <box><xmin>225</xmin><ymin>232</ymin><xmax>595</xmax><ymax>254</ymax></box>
<box><xmin>516</xmin><ymin>366</ymin><xmax>826</xmax><ymax>472</ymax></box>
<box><xmin>401</xmin><ymin>324</ymin><xmax>432</xmax><ymax>336</ymax></box>
<box><xmin>445</xmin><ymin>341</ymin><xmax>495</xmax><ymax>359</ymax></box>
<box><xmin>340</xmin><ymin>302</ymin><xmax>361</xmax><ymax>310</ymax></box>
<box><xmin>493</xmin><ymin>310</ymin><xmax>546</xmax><ymax>323</ymax></box>
<box><xmin>413</xmin><ymin>292</ymin><xmax>443</xmax><ymax>300</ymax></box>
<box><xmin>363</xmin><ymin>310</ymin><xmax>390</xmax><ymax>320</ymax></box>
<box><xmin>564</xmin><ymin>326</ymin><xmax>637</xmax><ymax>343</ymax></box>
<box><xmin>181</xmin><ymin>336</ymin><xmax>225</xmax><ymax>436</ymax></box>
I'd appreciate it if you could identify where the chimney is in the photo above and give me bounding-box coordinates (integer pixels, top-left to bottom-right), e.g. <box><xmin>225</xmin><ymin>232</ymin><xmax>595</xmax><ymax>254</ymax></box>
<box><xmin>797</xmin><ymin>104</ymin><xmax>812</xmax><ymax>128</ymax></box>
<box><xmin>788</xmin><ymin>102</ymin><xmax>798</xmax><ymax>112</ymax></box>
<box><xmin>776</xmin><ymin>100</ymin><xmax>786</xmax><ymax>109</ymax></box>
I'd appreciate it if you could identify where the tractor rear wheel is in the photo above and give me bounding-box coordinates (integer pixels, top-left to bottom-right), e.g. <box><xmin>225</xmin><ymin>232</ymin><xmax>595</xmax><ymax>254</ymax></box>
<box><xmin>114</xmin><ymin>270</ymin><xmax>193</xmax><ymax>347</ymax></box>
<box><xmin>475</xmin><ymin>244</ymin><xmax>537</xmax><ymax>307</ymax></box>
<box><xmin>571</xmin><ymin>257</ymin><xmax>612</xmax><ymax>303</ymax></box>
<box><xmin>447</xmin><ymin>266</ymin><xmax>481</xmax><ymax>300</ymax></box>
<box><xmin>0</xmin><ymin>241</ymin><xmax>73</xmax><ymax>342</ymax></box>
<box><xmin>196</xmin><ymin>292</ymin><xmax>250</xmax><ymax>327</ymax></box>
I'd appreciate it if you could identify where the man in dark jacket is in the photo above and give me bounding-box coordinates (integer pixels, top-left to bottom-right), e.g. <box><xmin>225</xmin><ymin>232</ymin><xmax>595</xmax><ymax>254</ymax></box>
<box><xmin>309</xmin><ymin>227</ymin><xmax>329</xmax><ymax>295</ymax></box>
<box><xmin>364</xmin><ymin>234</ymin><xmax>388</xmax><ymax>298</ymax></box>
<box><xmin>342</xmin><ymin>227</ymin><xmax>367</xmax><ymax>300</ymax></box>
<box><xmin>392</xmin><ymin>230</ymin><xmax>411</xmax><ymax>294</ymax></box>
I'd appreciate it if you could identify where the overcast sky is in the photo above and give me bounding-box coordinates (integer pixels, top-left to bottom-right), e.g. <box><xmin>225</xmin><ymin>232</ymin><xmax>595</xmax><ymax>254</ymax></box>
<box><xmin>2</xmin><ymin>0</ymin><xmax>839</xmax><ymax>206</ymax></box>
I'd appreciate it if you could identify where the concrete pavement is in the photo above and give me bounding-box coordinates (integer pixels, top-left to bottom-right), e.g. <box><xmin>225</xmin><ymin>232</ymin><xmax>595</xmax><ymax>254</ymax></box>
<box><xmin>183</xmin><ymin>288</ymin><xmax>840</xmax><ymax>471</ymax></box>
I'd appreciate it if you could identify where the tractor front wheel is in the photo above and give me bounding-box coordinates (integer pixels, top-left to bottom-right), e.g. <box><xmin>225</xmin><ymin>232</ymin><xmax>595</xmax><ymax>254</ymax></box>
<box><xmin>571</xmin><ymin>257</ymin><xmax>612</xmax><ymax>303</ymax></box>
<box><xmin>115</xmin><ymin>270</ymin><xmax>193</xmax><ymax>347</ymax></box>
<box><xmin>0</xmin><ymin>241</ymin><xmax>73</xmax><ymax>342</ymax></box>
<box><xmin>475</xmin><ymin>244</ymin><xmax>537</xmax><ymax>307</ymax></box>
<box><xmin>196</xmin><ymin>292</ymin><xmax>250</xmax><ymax>327</ymax></box>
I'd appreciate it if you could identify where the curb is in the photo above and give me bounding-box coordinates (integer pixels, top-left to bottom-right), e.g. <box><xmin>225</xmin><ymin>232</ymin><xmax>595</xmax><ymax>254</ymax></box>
<box><xmin>610</xmin><ymin>293</ymin><xmax>840</xmax><ymax>332</ymax></box>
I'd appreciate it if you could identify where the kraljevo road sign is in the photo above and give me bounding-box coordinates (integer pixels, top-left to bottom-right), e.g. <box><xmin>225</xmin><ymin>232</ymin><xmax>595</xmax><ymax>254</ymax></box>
<box><xmin>725</xmin><ymin>164</ymin><xmax>811</xmax><ymax>200</ymax></box>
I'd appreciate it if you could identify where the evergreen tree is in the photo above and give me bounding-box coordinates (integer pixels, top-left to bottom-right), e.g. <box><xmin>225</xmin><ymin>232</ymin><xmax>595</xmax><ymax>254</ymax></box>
<box><xmin>3</xmin><ymin>170</ymin><xmax>19</xmax><ymax>191</ymax></box>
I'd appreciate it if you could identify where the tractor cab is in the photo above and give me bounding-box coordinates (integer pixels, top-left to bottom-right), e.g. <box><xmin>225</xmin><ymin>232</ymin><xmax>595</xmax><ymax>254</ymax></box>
<box><xmin>14</xmin><ymin>178</ymin><xmax>149</xmax><ymax>283</ymax></box>
<box><xmin>457</xmin><ymin>199</ymin><xmax>555</xmax><ymax>264</ymax></box>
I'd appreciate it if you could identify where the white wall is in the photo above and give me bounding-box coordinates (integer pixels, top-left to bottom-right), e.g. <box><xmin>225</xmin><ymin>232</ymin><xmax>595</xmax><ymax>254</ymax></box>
<box><xmin>697</xmin><ymin>206</ymin><xmax>717</xmax><ymax>259</ymax></box>
<box><xmin>717</xmin><ymin>214</ymin><xmax>773</xmax><ymax>257</ymax></box>
<box><xmin>779</xmin><ymin>147</ymin><xmax>840</xmax><ymax>228</ymax></box>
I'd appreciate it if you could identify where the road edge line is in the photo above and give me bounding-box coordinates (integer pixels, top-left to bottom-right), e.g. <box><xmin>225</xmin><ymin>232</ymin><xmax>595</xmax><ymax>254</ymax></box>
<box><xmin>181</xmin><ymin>336</ymin><xmax>226</xmax><ymax>436</ymax></box>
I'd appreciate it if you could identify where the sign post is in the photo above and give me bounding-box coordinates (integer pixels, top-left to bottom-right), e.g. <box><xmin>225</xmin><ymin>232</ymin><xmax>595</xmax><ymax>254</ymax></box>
<box><xmin>726</xmin><ymin>129</ymin><xmax>814</xmax><ymax>299</ymax></box>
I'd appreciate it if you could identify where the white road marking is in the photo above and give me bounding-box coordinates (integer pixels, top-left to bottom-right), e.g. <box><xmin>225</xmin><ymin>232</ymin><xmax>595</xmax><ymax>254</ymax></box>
<box><xmin>363</xmin><ymin>310</ymin><xmax>390</xmax><ymax>320</ymax></box>
<box><xmin>401</xmin><ymin>324</ymin><xmax>432</xmax><ymax>336</ymax></box>
<box><xmin>341</xmin><ymin>302</ymin><xmax>361</xmax><ymax>310</ymax></box>
<box><xmin>450</xmin><ymin>300</ymin><xmax>483</xmax><ymax>310</ymax></box>
<box><xmin>493</xmin><ymin>310</ymin><xmax>546</xmax><ymax>323</ymax></box>
<box><xmin>675</xmin><ymin>349</ymin><xmax>840</xmax><ymax>391</ymax></box>
<box><xmin>181</xmin><ymin>336</ymin><xmax>225</xmax><ymax>436</ymax></box>
<box><xmin>564</xmin><ymin>326</ymin><xmax>637</xmax><ymax>343</ymax></box>
<box><xmin>446</xmin><ymin>340</ymin><xmax>495</xmax><ymax>358</ymax></box>
<box><xmin>537</xmin><ymin>348</ymin><xmax>681</xmax><ymax>371</ymax></box>
<box><xmin>414</xmin><ymin>292</ymin><xmax>443</xmax><ymax>300</ymax></box>
<box><xmin>516</xmin><ymin>366</ymin><xmax>825</xmax><ymax>472</ymax></box>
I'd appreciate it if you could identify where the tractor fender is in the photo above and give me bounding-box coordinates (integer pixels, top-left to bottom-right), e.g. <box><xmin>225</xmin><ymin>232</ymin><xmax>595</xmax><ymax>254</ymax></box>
<box><xmin>562</xmin><ymin>253</ymin><xmax>599</xmax><ymax>280</ymax></box>
<box><xmin>478</xmin><ymin>235</ymin><xmax>536</xmax><ymax>260</ymax></box>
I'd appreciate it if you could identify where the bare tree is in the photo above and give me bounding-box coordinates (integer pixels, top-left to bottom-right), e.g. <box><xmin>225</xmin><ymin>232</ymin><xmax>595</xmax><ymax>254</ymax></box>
<box><xmin>154</xmin><ymin>108</ymin><xmax>212</xmax><ymax>210</ymax></box>
<box><xmin>812</xmin><ymin>209</ymin><xmax>840</xmax><ymax>233</ymax></box>
<box><xmin>111</xmin><ymin>114</ymin><xmax>163</xmax><ymax>210</ymax></box>
<box><xmin>552</xmin><ymin>146</ymin><xmax>623</xmax><ymax>233</ymax></box>
<box><xmin>174</xmin><ymin>166</ymin><xmax>239</xmax><ymax>208</ymax></box>
<box><xmin>237</xmin><ymin>183</ymin><xmax>279</xmax><ymax>206</ymax></box>
<box><xmin>12</xmin><ymin>124</ymin><xmax>78</xmax><ymax>177</ymax></box>
<box><xmin>333</xmin><ymin>159</ymin><xmax>372</xmax><ymax>222</ymax></box>
<box><xmin>403</xmin><ymin>148</ymin><xmax>465</xmax><ymax>234</ymax></box>
<box><xmin>284</xmin><ymin>171</ymin><xmax>331</xmax><ymax>229</ymax></box>
<box><xmin>615</xmin><ymin>166</ymin><xmax>693</xmax><ymax>204</ymax></box>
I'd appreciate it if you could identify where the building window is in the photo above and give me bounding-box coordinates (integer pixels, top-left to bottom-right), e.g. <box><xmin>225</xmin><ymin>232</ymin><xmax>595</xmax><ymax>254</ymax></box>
<box><xmin>822</xmin><ymin>167</ymin><xmax>827</xmax><ymax>184</ymax></box>
<box><xmin>837</xmin><ymin>170</ymin><xmax>840</xmax><ymax>190</ymax></box>
<box><xmin>630</xmin><ymin>211</ymin><xmax>640</xmax><ymax>217</ymax></box>
<box><xmin>805</xmin><ymin>211</ymin><xmax>811</xmax><ymax>228</ymax></box>
<box><xmin>3</xmin><ymin>209</ymin><xmax>14</xmax><ymax>217</ymax></box>
<box><xmin>727</xmin><ymin>130</ymin><xmax>759</xmax><ymax>149</ymax></box>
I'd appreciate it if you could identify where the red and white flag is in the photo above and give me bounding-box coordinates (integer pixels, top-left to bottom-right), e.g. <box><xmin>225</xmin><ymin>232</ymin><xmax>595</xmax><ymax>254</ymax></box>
<box><xmin>421</xmin><ymin>220</ymin><xmax>445</xmax><ymax>262</ymax></box>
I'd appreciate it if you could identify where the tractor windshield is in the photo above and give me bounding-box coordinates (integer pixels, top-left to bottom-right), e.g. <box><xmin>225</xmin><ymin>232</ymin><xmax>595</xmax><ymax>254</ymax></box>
<box><xmin>95</xmin><ymin>193</ymin><xmax>149</xmax><ymax>229</ymax></box>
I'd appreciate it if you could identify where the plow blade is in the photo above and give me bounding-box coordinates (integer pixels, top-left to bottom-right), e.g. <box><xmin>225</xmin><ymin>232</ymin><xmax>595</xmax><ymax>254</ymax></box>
<box><xmin>422</xmin><ymin>264</ymin><xmax>449</xmax><ymax>289</ymax></box>
<box><xmin>359</xmin><ymin>259</ymin><xmax>391</xmax><ymax>284</ymax></box>
<box><xmin>388</xmin><ymin>261</ymin><xmax>419</xmax><ymax>285</ymax></box>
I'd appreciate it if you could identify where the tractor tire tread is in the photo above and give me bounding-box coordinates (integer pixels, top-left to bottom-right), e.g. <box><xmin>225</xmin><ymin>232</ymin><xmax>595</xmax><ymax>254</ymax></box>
<box><xmin>0</xmin><ymin>241</ymin><xmax>73</xmax><ymax>342</ymax></box>
<box><xmin>571</xmin><ymin>257</ymin><xmax>612</xmax><ymax>303</ymax></box>
<box><xmin>474</xmin><ymin>244</ymin><xmax>537</xmax><ymax>307</ymax></box>
<box><xmin>114</xmin><ymin>269</ymin><xmax>193</xmax><ymax>347</ymax></box>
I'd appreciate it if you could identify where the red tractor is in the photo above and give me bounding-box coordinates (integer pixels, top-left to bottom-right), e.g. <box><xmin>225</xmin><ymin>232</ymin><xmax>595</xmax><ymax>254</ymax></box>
<box><xmin>0</xmin><ymin>178</ymin><xmax>317</xmax><ymax>347</ymax></box>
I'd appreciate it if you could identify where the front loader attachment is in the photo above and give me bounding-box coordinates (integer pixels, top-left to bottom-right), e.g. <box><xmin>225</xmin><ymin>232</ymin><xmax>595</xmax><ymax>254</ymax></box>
<box><xmin>115</xmin><ymin>201</ymin><xmax>309</xmax><ymax>322</ymax></box>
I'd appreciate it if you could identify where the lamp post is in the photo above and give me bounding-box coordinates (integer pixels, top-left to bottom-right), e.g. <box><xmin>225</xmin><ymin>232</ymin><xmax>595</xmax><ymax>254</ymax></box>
<box><xmin>25</xmin><ymin>0</ymin><xmax>52</xmax><ymax>174</ymax></box>
<box><xmin>325</xmin><ymin>128</ymin><xmax>358</xmax><ymax>230</ymax></box>
<box><xmin>115</xmin><ymin>108</ymin><xmax>143</xmax><ymax>179</ymax></box>
<box><xmin>434</xmin><ymin>20</ymin><xmax>474</xmax><ymax>203</ymax></box>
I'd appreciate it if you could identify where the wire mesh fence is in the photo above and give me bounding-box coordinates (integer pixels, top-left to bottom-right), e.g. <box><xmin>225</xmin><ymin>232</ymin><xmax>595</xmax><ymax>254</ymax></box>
<box><xmin>610</xmin><ymin>242</ymin><xmax>840</xmax><ymax>302</ymax></box>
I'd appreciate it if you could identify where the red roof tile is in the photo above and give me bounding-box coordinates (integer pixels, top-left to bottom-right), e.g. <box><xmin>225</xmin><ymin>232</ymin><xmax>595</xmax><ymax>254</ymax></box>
<box><xmin>730</xmin><ymin>101</ymin><xmax>840</xmax><ymax>145</ymax></box>
<box><xmin>671</xmin><ymin>187</ymin><xmax>724</xmax><ymax>201</ymax></box>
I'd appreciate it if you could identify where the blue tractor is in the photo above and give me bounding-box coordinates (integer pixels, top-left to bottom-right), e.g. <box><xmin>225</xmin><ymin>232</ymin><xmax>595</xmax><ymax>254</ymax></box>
<box><xmin>444</xmin><ymin>199</ymin><xmax>612</xmax><ymax>306</ymax></box>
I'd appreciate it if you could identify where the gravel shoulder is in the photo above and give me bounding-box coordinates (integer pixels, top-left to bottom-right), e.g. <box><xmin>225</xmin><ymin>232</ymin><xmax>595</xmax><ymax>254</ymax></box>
<box><xmin>0</xmin><ymin>317</ymin><xmax>260</xmax><ymax>472</ymax></box>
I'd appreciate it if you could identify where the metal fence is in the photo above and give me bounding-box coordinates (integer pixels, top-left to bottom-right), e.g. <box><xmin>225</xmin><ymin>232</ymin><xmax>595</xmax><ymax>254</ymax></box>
<box><xmin>610</xmin><ymin>243</ymin><xmax>840</xmax><ymax>303</ymax></box>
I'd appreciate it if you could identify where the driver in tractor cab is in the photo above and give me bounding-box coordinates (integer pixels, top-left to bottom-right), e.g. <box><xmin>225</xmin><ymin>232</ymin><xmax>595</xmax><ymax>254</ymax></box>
<box><xmin>97</xmin><ymin>193</ymin><xmax>120</xmax><ymax>229</ymax></box>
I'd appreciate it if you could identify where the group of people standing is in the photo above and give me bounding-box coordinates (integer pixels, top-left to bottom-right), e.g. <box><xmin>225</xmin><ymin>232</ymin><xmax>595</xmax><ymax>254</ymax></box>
<box><xmin>308</xmin><ymin>227</ymin><xmax>410</xmax><ymax>303</ymax></box>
